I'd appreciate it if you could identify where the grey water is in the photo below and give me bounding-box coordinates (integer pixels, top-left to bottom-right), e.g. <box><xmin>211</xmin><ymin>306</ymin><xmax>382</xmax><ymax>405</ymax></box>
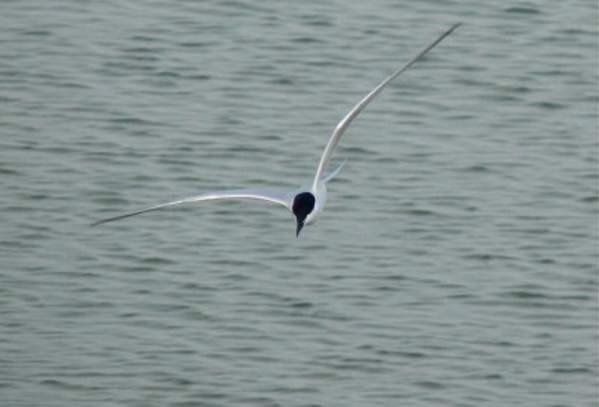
<box><xmin>1</xmin><ymin>1</ymin><xmax>598</xmax><ymax>406</ymax></box>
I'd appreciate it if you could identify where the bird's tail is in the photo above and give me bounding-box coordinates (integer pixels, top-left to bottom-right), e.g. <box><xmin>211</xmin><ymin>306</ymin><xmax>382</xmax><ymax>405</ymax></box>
<box><xmin>321</xmin><ymin>161</ymin><xmax>346</xmax><ymax>183</ymax></box>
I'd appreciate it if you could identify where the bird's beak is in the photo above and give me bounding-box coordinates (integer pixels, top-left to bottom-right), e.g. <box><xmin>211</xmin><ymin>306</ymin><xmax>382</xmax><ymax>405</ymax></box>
<box><xmin>296</xmin><ymin>220</ymin><xmax>304</xmax><ymax>238</ymax></box>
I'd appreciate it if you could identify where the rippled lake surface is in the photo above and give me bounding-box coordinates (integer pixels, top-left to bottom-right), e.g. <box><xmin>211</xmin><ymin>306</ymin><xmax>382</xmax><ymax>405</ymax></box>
<box><xmin>1</xmin><ymin>1</ymin><xmax>598</xmax><ymax>406</ymax></box>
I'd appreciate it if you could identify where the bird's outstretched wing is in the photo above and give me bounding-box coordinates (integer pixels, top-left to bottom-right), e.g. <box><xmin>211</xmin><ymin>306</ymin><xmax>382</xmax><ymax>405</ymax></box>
<box><xmin>312</xmin><ymin>23</ymin><xmax>461</xmax><ymax>190</ymax></box>
<box><xmin>91</xmin><ymin>188</ymin><xmax>294</xmax><ymax>226</ymax></box>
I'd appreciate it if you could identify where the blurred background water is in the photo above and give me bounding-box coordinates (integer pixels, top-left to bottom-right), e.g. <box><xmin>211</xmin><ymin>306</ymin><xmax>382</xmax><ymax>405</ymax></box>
<box><xmin>1</xmin><ymin>1</ymin><xmax>597</xmax><ymax>406</ymax></box>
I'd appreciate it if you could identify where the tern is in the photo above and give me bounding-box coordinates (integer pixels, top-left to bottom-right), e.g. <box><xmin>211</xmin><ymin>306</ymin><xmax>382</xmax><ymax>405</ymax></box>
<box><xmin>92</xmin><ymin>23</ymin><xmax>461</xmax><ymax>236</ymax></box>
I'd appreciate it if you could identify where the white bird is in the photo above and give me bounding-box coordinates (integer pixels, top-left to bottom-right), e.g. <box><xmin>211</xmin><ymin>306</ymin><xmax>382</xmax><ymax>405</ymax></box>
<box><xmin>92</xmin><ymin>23</ymin><xmax>461</xmax><ymax>236</ymax></box>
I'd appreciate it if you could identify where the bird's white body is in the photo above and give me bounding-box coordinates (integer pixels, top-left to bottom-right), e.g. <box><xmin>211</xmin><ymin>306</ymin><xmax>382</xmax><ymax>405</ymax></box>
<box><xmin>92</xmin><ymin>24</ymin><xmax>461</xmax><ymax>236</ymax></box>
<box><xmin>306</xmin><ymin>180</ymin><xmax>327</xmax><ymax>225</ymax></box>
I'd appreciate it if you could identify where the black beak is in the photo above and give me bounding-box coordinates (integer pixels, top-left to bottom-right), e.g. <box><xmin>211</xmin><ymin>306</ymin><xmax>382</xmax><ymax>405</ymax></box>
<box><xmin>296</xmin><ymin>220</ymin><xmax>304</xmax><ymax>238</ymax></box>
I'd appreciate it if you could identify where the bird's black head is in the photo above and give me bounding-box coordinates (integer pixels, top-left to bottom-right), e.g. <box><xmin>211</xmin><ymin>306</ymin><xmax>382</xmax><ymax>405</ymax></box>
<box><xmin>292</xmin><ymin>192</ymin><xmax>315</xmax><ymax>237</ymax></box>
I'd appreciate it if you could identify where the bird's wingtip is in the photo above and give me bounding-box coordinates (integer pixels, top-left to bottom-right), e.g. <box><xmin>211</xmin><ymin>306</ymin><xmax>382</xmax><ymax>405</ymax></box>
<box><xmin>450</xmin><ymin>22</ymin><xmax>463</xmax><ymax>31</ymax></box>
<box><xmin>90</xmin><ymin>219</ymin><xmax>105</xmax><ymax>227</ymax></box>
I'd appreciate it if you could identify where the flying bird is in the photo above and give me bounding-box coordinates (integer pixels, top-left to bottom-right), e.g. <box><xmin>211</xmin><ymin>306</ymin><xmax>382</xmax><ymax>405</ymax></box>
<box><xmin>92</xmin><ymin>23</ymin><xmax>461</xmax><ymax>236</ymax></box>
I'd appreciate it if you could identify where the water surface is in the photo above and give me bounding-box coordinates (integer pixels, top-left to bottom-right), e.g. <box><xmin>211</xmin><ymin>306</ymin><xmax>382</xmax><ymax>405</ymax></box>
<box><xmin>1</xmin><ymin>1</ymin><xmax>597</xmax><ymax>406</ymax></box>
